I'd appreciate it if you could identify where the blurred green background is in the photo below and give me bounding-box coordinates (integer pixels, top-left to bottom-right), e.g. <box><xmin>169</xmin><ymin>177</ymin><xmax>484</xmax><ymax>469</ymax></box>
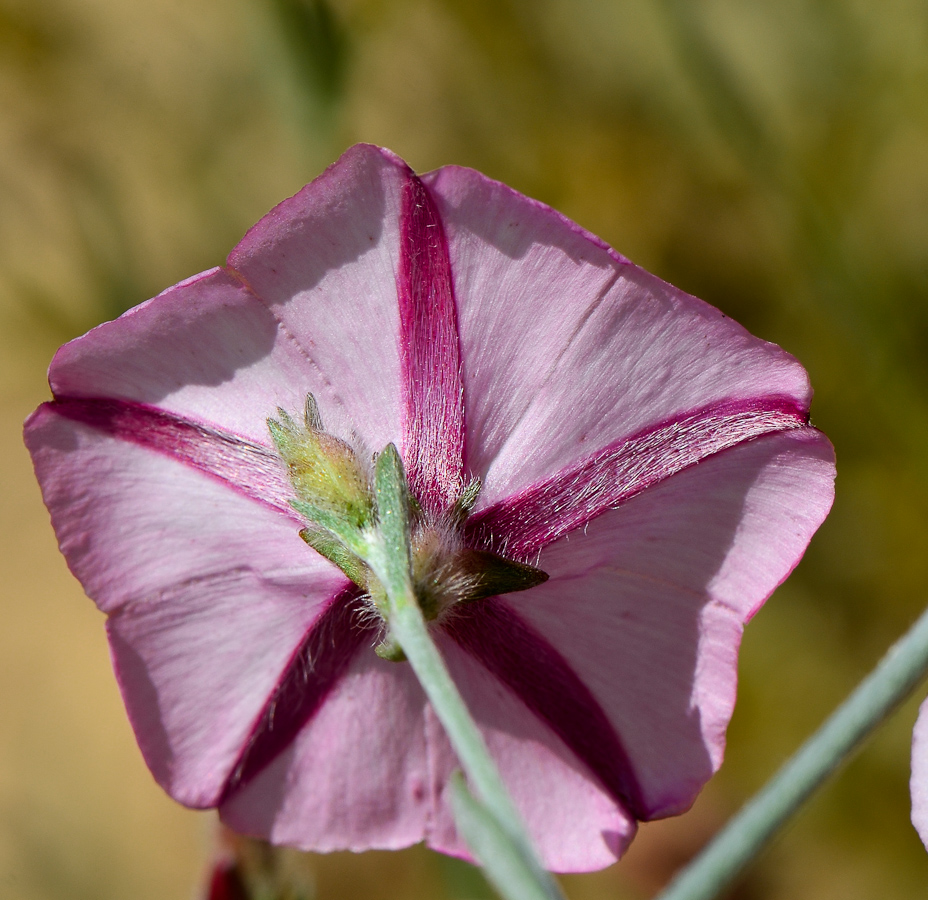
<box><xmin>2</xmin><ymin>0</ymin><xmax>928</xmax><ymax>897</ymax></box>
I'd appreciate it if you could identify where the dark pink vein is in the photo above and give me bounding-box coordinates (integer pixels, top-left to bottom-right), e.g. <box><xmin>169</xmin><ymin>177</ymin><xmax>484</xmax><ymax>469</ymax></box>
<box><xmin>48</xmin><ymin>396</ymin><xmax>298</xmax><ymax>520</ymax></box>
<box><xmin>443</xmin><ymin>597</ymin><xmax>649</xmax><ymax>819</ymax></box>
<box><xmin>398</xmin><ymin>173</ymin><xmax>466</xmax><ymax>514</ymax></box>
<box><xmin>220</xmin><ymin>585</ymin><xmax>375</xmax><ymax>802</ymax></box>
<box><xmin>465</xmin><ymin>396</ymin><xmax>809</xmax><ymax>559</ymax></box>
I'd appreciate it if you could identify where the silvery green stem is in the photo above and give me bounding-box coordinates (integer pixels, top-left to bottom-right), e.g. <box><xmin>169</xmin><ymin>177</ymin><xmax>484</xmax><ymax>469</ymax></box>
<box><xmin>371</xmin><ymin>445</ymin><xmax>565</xmax><ymax>900</ymax></box>
<box><xmin>450</xmin><ymin>774</ymin><xmax>560</xmax><ymax>900</ymax></box>
<box><xmin>657</xmin><ymin>603</ymin><xmax>928</xmax><ymax>900</ymax></box>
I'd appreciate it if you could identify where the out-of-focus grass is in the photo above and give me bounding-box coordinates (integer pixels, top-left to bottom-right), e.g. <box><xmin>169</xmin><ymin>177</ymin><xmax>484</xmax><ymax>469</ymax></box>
<box><xmin>3</xmin><ymin>1</ymin><xmax>928</xmax><ymax>898</ymax></box>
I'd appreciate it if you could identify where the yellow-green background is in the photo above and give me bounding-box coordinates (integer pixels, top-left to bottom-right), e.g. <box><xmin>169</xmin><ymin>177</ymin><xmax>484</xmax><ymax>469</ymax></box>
<box><xmin>3</xmin><ymin>1</ymin><xmax>928</xmax><ymax>897</ymax></box>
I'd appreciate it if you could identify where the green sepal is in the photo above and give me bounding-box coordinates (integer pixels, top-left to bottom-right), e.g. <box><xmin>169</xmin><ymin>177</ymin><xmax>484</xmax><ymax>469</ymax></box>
<box><xmin>268</xmin><ymin>398</ymin><xmax>373</xmax><ymax>528</ymax></box>
<box><xmin>303</xmin><ymin>393</ymin><xmax>323</xmax><ymax>430</ymax></box>
<box><xmin>290</xmin><ymin>498</ymin><xmax>350</xmax><ymax>535</ymax></box>
<box><xmin>289</xmin><ymin>499</ymin><xmax>369</xmax><ymax>558</ymax></box>
<box><xmin>455</xmin><ymin>549</ymin><xmax>548</xmax><ymax>604</ymax></box>
<box><xmin>449</xmin><ymin>477</ymin><xmax>482</xmax><ymax>524</ymax></box>
<box><xmin>299</xmin><ymin>527</ymin><xmax>371</xmax><ymax>588</ymax></box>
<box><xmin>374</xmin><ymin>633</ymin><xmax>407</xmax><ymax>662</ymax></box>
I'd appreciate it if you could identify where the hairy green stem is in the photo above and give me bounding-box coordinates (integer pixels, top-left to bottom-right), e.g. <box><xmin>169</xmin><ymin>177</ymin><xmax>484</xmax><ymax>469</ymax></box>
<box><xmin>370</xmin><ymin>446</ymin><xmax>565</xmax><ymax>900</ymax></box>
<box><xmin>657</xmin><ymin>604</ymin><xmax>928</xmax><ymax>900</ymax></box>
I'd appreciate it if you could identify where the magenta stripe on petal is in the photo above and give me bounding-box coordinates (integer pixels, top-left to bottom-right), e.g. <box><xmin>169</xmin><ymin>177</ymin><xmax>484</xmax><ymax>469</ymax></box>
<box><xmin>221</xmin><ymin>585</ymin><xmax>375</xmax><ymax>802</ymax></box>
<box><xmin>466</xmin><ymin>397</ymin><xmax>808</xmax><ymax>558</ymax></box>
<box><xmin>398</xmin><ymin>174</ymin><xmax>466</xmax><ymax>512</ymax></box>
<box><xmin>444</xmin><ymin>598</ymin><xmax>648</xmax><ymax>819</ymax></box>
<box><xmin>49</xmin><ymin>396</ymin><xmax>297</xmax><ymax>519</ymax></box>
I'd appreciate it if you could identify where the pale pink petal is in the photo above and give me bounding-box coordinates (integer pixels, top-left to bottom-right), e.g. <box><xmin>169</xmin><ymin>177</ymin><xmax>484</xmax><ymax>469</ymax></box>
<box><xmin>219</xmin><ymin>587</ymin><xmax>378</xmax><ymax>802</ymax></box>
<box><xmin>25</xmin><ymin>406</ymin><xmax>351</xmax><ymax>807</ymax></box>
<box><xmin>46</xmin><ymin>267</ymin><xmax>340</xmax><ymax>445</ymax></box>
<box><xmin>465</xmin><ymin>397</ymin><xmax>807</xmax><ymax>559</ymax></box>
<box><xmin>504</xmin><ymin>428</ymin><xmax>835</xmax><ymax>817</ymax></box>
<box><xmin>228</xmin><ymin>144</ymin><xmax>412</xmax><ymax>456</ymax></box>
<box><xmin>24</xmin><ymin>406</ymin><xmax>331</xmax><ymax>614</ymax></box>
<box><xmin>912</xmin><ymin>698</ymin><xmax>928</xmax><ymax>846</ymax></box>
<box><xmin>421</xmin><ymin>165</ymin><xmax>624</xmax><ymax>495</ymax></box>
<box><xmin>108</xmin><ymin>570</ymin><xmax>339</xmax><ymax>808</ymax></box>
<box><xmin>49</xmin><ymin>146</ymin><xmax>424</xmax><ymax>452</ymax></box>
<box><xmin>423</xmin><ymin>165</ymin><xmax>811</xmax><ymax>505</ymax></box>
<box><xmin>428</xmin><ymin>635</ymin><xmax>638</xmax><ymax>873</ymax></box>
<box><xmin>221</xmin><ymin>634</ymin><xmax>636</xmax><ymax>873</ymax></box>
<box><xmin>220</xmin><ymin>651</ymin><xmax>434</xmax><ymax>852</ymax></box>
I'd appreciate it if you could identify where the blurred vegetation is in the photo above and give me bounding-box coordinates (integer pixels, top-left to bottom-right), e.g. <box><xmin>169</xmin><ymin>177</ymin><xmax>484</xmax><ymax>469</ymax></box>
<box><xmin>3</xmin><ymin>0</ymin><xmax>928</xmax><ymax>898</ymax></box>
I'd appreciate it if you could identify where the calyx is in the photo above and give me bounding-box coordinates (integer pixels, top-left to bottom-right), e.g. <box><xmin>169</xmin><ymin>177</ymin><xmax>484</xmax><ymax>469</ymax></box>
<box><xmin>268</xmin><ymin>395</ymin><xmax>548</xmax><ymax>658</ymax></box>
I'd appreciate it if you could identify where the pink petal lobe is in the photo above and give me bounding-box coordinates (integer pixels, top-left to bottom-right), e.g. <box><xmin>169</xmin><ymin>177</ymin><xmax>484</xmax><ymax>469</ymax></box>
<box><xmin>221</xmin><ymin>634</ymin><xmax>636</xmax><ymax>872</ymax></box>
<box><xmin>228</xmin><ymin>144</ymin><xmax>413</xmax><ymax>454</ymax></box>
<box><xmin>398</xmin><ymin>174</ymin><xmax>466</xmax><ymax>511</ymax></box>
<box><xmin>504</xmin><ymin>428</ymin><xmax>835</xmax><ymax>817</ymax></box>
<box><xmin>25</xmin><ymin>407</ymin><xmax>350</xmax><ymax>808</ymax></box>
<box><xmin>220</xmin><ymin>651</ymin><xmax>436</xmax><ymax>853</ymax></box>
<box><xmin>46</xmin><ymin>267</ymin><xmax>335</xmax><ymax>445</ymax></box>
<box><xmin>42</xmin><ymin>397</ymin><xmax>297</xmax><ymax>518</ymax></box>
<box><xmin>24</xmin><ymin>406</ymin><xmax>322</xmax><ymax>615</ymax></box>
<box><xmin>465</xmin><ymin>396</ymin><xmax>808</xmax><ymax>558</ymax></box>
<box><xmin>442</xmin><ymin>598</ymin><xmax>647</xmax><ymax>817</ymax></box>
<box><xmin>909</xmin><ymin>700</ymin><xmax>928</xmax><ymax>847</ymax></box>
<box><xmin>426</xmin><ymin>636</ymin><xmax>638</xmax><ymax>872</ymax></box>
<box><xmin>912</xmin><ymin>698</ymin><xmax>928</xmax><ymax>847</ymax></box>
<box><xmin>220</xmin><ymin>586</ymin><xmax>377</xmax><ymax>802</ymax></box>
<box><xmin>108</xmin><ymin>570</ymin><xmax>342</xmax><ymax>809</ymax></box>
<box><xmin>424</xmin><ymin>164</ymin><xmax>811</xmax><ymax>506</ymax></box>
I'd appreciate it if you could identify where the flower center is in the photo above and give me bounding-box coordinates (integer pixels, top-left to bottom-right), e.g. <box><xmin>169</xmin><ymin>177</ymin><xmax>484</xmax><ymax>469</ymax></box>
<box><xmin>268</xmin><ymin>396</ymin><xmax>548</xmax><ymax>659</ymax></box>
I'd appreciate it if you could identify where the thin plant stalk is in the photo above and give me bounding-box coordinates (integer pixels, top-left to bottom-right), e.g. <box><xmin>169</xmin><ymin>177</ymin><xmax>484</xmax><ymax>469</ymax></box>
<box><xmin>657</xmin><ymin>603</ymin><xmax>928</xmax><ymax>900</ymax></box>
<box><xmin>370</xmin><ymin>445</ymin><xmax>566</xmax><ymax>900</ymax></box>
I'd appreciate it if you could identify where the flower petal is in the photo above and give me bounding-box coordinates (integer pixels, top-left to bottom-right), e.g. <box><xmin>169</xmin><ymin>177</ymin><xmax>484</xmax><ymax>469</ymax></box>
<box><xmin>912</xmin><ymin>698</ymin><xmax>928</xmax><ymax>847</ymax></box>
<box><xmin>44</xmin><ymin>396</ymin><xmax>297</xmax><ymax>517</ymax></box>
<box><xmin>220</xmin><ymin>634</ymin><xmax>637</xmax><ymax>873</ymax></box>
<box><xmin>228</xmin><ymin>144</ymin><xmax>413</xmax><ymax>454</ymax></box>
<box><xmin>108</xmin><ymin>570</ymin><xmax>340</xmax><ymax>808</ymax></box>
<box><xmin>502</xmin><ymin>427</ymin><xmax>834</xmax><ymax>817</ymax></box>
<box><xmin>423</xmin><ymin>164</ymin><xmax>811</xmax><ymax>505</ymax></box>
<box><xmin>24</xmin><ymin>404</ymin><xmax>317</xmax><ymax>613</ymax></box>
<box><xmin>25</xmin><ymin>407</ymin><xmax>349</xmax><ymax>807</ymax></box>
<box><xmin>46</xmin><ymin>267</ymin><xmax>331</xmax><ymax>445</ymax></box>
<box><xmin>220</xmin><ymin>586</ymin><xmax>377</xmax><ymax>802</ymax></box>
<box><xmin>443</xmin><ymin>597</ymin><xmax>647</xmax><ymax>817</ymax></box>
<box><xmin>465</xmin><ymin>396</ymin><xmax>807</xmax><ymax>559</ymax></box>
<box><xmin>428</xmin><ymin>633</ymin><xmax>638</xmax><ymax>873</ymax></box>
<box><xmin>220</xmin><ymin>650</ymin><xmax>436</xmax><ymax>853</ymax></box>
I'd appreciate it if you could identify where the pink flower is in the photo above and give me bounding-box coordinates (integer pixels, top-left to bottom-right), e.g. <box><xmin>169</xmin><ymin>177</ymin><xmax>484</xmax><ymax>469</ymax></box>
<box><xmin>25</xmin><ymin>144</ymin><xmax>834</xmax><ymax>872</ymax></box>
<box><xmin>912</xmin><ymin>702</ymin><xmax>928</xmax><ymax>846</ymax></box>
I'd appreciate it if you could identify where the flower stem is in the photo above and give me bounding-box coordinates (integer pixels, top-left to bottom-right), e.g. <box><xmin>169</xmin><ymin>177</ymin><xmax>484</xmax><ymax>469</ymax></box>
<box><xmin>657</xmin><ymin>604</ymin><xmax>928</xmax><ymax>900</ymax></box>
<box><xmin>450</xmin><ymin>773</ymin><xmax>561</xmax><ymax>900</ymax></box>
<box><xmin>371</xmin><ymin>445</ymin><xmax>565</xmax><ymax>900</ymax></box>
